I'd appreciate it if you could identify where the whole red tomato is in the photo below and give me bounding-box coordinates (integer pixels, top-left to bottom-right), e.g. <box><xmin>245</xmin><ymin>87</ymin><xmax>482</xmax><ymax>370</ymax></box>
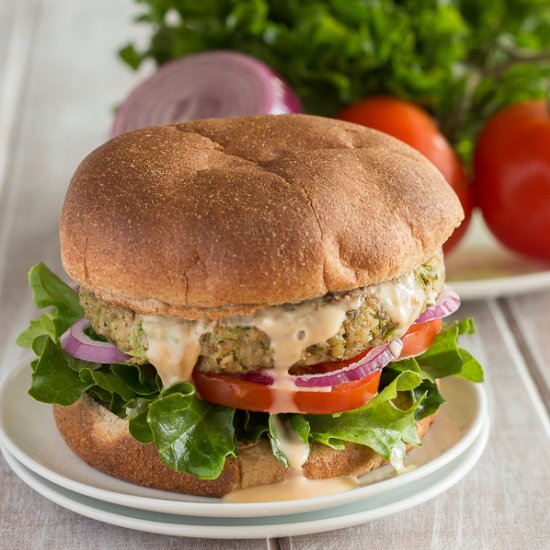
<box><xmin>474</xmin><ymin>100</ymin><xmax>550</xmax><ymax>260</ymax></box>
<box><xmin>337</xmin><ymin>97</ymin><xmax>471</xmax><ymax>252</ymax></box>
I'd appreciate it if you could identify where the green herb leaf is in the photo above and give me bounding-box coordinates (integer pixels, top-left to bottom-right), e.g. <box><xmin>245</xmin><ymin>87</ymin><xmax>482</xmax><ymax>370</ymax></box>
<box><xmin>120</xmin><ymin>0</ymin><xmax>550</xmax><ymax>165</ymax></box>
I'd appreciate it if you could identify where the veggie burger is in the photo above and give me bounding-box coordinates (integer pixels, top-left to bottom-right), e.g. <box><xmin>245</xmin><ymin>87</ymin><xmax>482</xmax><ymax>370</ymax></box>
<box><xmin>19</xmin><ymin>114</ymin><xmax>483</xmax><ymax>498</ymax></box>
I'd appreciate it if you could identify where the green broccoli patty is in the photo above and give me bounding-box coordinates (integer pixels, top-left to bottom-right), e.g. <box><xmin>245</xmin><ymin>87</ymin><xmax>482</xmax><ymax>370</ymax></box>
<box><xmin>80</xmin><ymin>253</ymin><xmax>444</xmax><ymax>374</ymax></box>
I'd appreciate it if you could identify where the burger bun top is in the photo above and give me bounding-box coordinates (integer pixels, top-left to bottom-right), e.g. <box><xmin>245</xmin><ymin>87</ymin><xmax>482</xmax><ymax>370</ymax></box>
<box><xmin>60</xmin><ymin>114</ymin><xmax>463</xmax><ymax>319</ymax></box>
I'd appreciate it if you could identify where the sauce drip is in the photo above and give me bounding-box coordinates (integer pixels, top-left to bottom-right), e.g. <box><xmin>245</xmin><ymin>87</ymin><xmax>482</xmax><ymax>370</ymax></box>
<box><xmin>223</xmin><ymin>415</ymin><xmax>359</xmax><ymax>503</ymax></box>
<box><xmin>228</xmin><ymin>294</ymin><xmax>361</xmax><ymax>370</ymax></box>
<box><xmin>141</xmin><ymin>268</ymin><xmax>428</xmax><ymax>387</ymax></box>
<box><xmin>368</xmin><ymin>272</ymin><xmax>425</xmax><ymax>332</ymax></box>
<box><xmin>142</xmin><ymin>316</ymin><xmax>210</xmax><ymax>386</ymax></box>
<box><xmin>222</xmin><ymin>472</ymin><xmax>359</xmax><ymax>503</ymax></box>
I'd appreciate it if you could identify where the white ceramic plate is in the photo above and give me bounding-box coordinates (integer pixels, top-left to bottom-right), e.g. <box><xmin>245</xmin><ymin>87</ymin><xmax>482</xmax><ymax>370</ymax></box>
<box><xmin>0</xmin><ymin>360</ymin><xmax>488</xmax><ymax>518</ymax></box>
<box><xmin>1</xmin><ymin>420</ymin><xmax>489</xmax><ymax>539</ymax></box>
<box><xmin>446</xmin><ymin>212</ymin><xmax>550</xmax><ymax>300</ymax></box>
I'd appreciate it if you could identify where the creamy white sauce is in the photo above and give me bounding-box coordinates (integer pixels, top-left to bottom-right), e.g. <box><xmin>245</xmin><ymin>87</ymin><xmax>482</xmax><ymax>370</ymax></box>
<box><xmin>268</xmin><ymin>376</ymin><xmax>301</xmax><ymax>414</ymax></box>
<box><xmin>390</xmin><ymin>445</ymin><xmax>406</xmax><ymax>473</ymax></box>
<box><xmin>390</xmin><ymin>445</ymin><xmax>416</xmax><ymax>474</ymax></box>
<box><xmin>141</xmin><ymin>293</ymin><xmax>360</xmax><ymax>387</ymax></box>
<box><xmin>222</xmin><ymin>471</ymin><xmax>359</xmax><ymax>503</ymax></box>
<box><xmin>142</xmin><ymin>315</ymin><xmax>210</xmax><ymax>387</ymax></box>
<box><xmin>225</xmin><ymin>295</ymin><xmax>360</xmax><ymax>410</ymax></box>
<box><xmin>368</xmin><ymin>271</ymin><xmax>425</xmax><ymax>334</ymax></box>
<box><xmin>227</xmin><ymin>294</ymin><xmax>362</xmax><ymax>371</ymax></box>
<box><xmin>389</xmin><ymin>339</ymin><xmax>404</xmax><ymax>357</ymax></box>
<box><xmin>223</xmin><ymin>416</ymin><xmax>359</xmax><ymax>503</ymax></box>
<box><xmin>271</xmin><ymin>415</ymin><xmax>310</xmax><ymax>469</ymax></box>
<box><xmin>141</xmin><ymin>268</ymin><xmax>430</xmax><ymax>387</ymax></box>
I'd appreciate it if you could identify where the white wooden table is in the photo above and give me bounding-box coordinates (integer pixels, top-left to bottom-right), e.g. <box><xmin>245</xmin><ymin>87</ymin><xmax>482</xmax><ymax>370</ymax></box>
<box><xmin>0</xmin><ymin>1</ymin><xmax>549</xmax><ymax>548</ymax></box>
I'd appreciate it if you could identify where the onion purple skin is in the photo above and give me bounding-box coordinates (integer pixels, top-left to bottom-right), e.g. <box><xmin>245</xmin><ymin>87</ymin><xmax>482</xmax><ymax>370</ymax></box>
<box><xmin>416</xmin><ymin>285</ymin><xmax>460</xmax><ymax>324</ymax></box>
<box><xmin>61</xmin><ymin>284</ymin><xmax>459</xmax><ymax>385</ymax></box>
<box><xmin>239</xmin><ymin>371</ymin><xmax>275</xmax><ymax>385</ymax></box>
<box><xmin>240</xmin><ymin>340</ymin><xmax>403</xmax><ymax>388</ymax></box>
<box><xmin>238</xmin><ymin>284</ymin><xmax>461</xmax><ymax>390</ymax></box>
<box><xmin>60</xmin><ymin>319</ymin><xmax>131</xmax><ymax>364</ymax></box>
<box><xmin>112</xmin><ymin>50</ymin><xmax>302</xmax><ymax>137</ymax></box>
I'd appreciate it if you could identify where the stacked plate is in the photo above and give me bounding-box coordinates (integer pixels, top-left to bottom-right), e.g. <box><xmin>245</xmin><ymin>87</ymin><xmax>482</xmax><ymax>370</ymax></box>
<box><xmin>446</xmin><ymin>212</ymin><xmax>550</xmax><ymax>300</ymax></box>
<box><xmin>0</xmin><ymin>361</ymin><xmax>489</xmax><ymax>539</ymax></box>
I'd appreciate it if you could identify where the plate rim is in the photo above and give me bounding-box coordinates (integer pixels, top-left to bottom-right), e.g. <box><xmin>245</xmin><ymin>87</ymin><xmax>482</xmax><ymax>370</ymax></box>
<box><xmin>444</xmin><ymin>211</ymin><xmax>550</xmax><ymax>301</ymax></box>
<box><xmin>450</xmin><ymin>270</ymin><xmax>550</xmax><ymax>301</ymax></box>
<box><xmin>0</xmin><ymin>358</ymin><xmax>488</xmax><ymax>518</ymax></box>
<box><xmin>0</xmin><ymin>421</ymin><xmax>489</xmax><ymax>539</ymax></box>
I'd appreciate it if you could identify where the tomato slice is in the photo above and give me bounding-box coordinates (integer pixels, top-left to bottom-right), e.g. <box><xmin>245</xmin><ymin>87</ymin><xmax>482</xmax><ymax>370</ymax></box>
<box><xmin>192</xmin><ymin>318</ymin><xmax>443</xmax><ymax>414</ymax></box>
<box><xmin>400</xmin><ymin>318</ymin><xmax>442</xmax><ymax>359</ymax></box>
<box><xmin>193</xmin><ymin>369</ymin><xmax>381</xmax><ymax>414</ymax></box>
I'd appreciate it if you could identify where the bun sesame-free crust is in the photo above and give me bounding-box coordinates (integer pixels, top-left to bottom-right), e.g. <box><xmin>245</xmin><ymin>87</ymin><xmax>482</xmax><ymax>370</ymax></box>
<box><xmin>53</xmin><ymin>395</ymin><xmax>436</xmax><ymax>497</ymax></box>
<box><xmin>60</xmin><ymin>114</ymin><xmax>463</xmax><ymax>319</ymax></box>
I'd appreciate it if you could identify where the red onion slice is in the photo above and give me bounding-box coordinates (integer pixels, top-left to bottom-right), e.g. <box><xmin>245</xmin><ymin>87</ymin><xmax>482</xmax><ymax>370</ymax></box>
<box><xmin>294</xmin><ymin>340</ymin><xmax>403</xmax><ymax>387</ymax></box>
<box><xmin>416</xmin><ymin>285</ymin><xmax>461</xmax><ymax>324</ymax></box>
<box><xmin>240</xmin><ymin>339</ymin><xmax>403</xmax><ymax>389</ymax></box>
<box><xmin>60</xmin><ymin>319</ymin><xmax>131</xmax><ymax>364</ymax></box>
<box><xmin>112</xmin><ymin>50</ymin><xmax>302</xmax><ymax>136</ymax></box>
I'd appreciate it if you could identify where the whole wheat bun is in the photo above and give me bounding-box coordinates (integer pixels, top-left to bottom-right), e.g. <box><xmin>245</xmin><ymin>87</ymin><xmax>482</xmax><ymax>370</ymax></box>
<box><xmin>53</xmin><ymin>394</ymin><xmax>436</xmax><ymax>497</ymax></box>
<box><xmin>60</xmin><ymin>114</ymin><xmax>463</xmax><ymax>319</ymax></box>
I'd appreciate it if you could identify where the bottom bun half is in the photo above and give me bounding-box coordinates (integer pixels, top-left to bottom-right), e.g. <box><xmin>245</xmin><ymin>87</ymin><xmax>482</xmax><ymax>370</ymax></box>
<box><xmin>53</xmin><ymin>394</ymin><xmax>437</xmax><ymax>498</ymax></box>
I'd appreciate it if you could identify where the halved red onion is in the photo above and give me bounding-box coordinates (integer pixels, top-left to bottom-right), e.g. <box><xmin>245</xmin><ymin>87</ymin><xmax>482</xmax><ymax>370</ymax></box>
<box><xmin>240</xmin><ymin>339</ymin><xmax>403</xmax><ymax>389</ymax></box>
<box><xmin>416</xmin><ymin>285</ymin><xmax>461</xmax><ymax>324</ymax></box>
<box><xmin>112</xmin><ymin>50</ymin><xmax>302</xmax><ymax>136</ymax></box>
<box><xmin>60</xmin><ymin>319</ymin><xmax>131</xmax><ymax>364</ymax></box>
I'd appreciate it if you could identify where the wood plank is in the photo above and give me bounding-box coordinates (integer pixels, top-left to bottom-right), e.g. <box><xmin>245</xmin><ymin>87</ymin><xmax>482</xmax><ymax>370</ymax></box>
<box><xmin>0</xmin><ymin>0</ymin><xmax>270</xmax><ymax>546</ymax></box>
<box><xmin>0</xmin><ymin>451</ymin><xmax>268</xmax><ymax>549</ymax></box>
<box><xmin>0</xmin><ymin>0</ymin><xmax>144</xmax><ymax>374</ymax></box>
<box><xmin>0</xmin><ymin>0</ymin><xmax>39</xmax><ymax>206</ymax></box>
<box><xmin>504</xmin><ymin>291</ymin><xmax>550</xmax><ymax>411</ymax></box>
<box><xmin>1</xmin><ymin>0</ymin><xmax>549</xmax><ymax>547</ymax></box>
<box><xmin>0</xmin><ymin>0</ymin><xmax>273</xmax><ymax>544</ymax></box>
<box><xmin>281</xmin><ymin>301</ymin><xmax>550</xmax><ymax>548</ymax></box>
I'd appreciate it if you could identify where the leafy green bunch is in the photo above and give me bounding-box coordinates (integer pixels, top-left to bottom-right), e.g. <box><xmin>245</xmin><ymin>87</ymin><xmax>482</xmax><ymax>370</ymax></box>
<box><xmin>18</xmin><ymin>263</ymin><xmax>482</xmax><ymax>479</ymax></box>
<box><xmin>119</xmin><ymin>0</ymin><xmax>550</xmax><ymax>164</ymax></box>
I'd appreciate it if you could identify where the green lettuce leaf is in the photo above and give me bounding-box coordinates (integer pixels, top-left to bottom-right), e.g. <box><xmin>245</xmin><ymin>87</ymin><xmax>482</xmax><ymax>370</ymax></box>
<box><xmin>19</xmin><ymin>262</ymin><xmax>484</xmax><ymax>480</ymax></box>
<box><xmin>412</xmin><ymin>379</ymin><xmax>446</xmax><ymax>421</ymax></box>
<box><xmin>303</xmin><ymin>371</ymin><xmax>424</xmax><ymax>462</ymax></box>
<box><xmin>146</xmin><ymin>383</ymin><xmax>236</xmax><ymax>479</ymax></box>
<box><xmin>416</xmin><ymin>318</ymin><xmax>484</xmax><ymax>383</ymax></box>
<box><xmin>234</xmin><ymin>410</ymin><xmax>270</xmax><ymax>443</ymax></box>
<box><xmin>29</xmin><ymin>338</ymin><xmax>93</xmax><ymax>406</ymax></box>
<box><xmin>17</xmin><ymin>262</ymin><xmax>82</xmax><ymax>349</ymax></box>
<box><xmin>127</xmin><ymin>398</ymin><xmax>156</xmax><ymax>444</ymax></box>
